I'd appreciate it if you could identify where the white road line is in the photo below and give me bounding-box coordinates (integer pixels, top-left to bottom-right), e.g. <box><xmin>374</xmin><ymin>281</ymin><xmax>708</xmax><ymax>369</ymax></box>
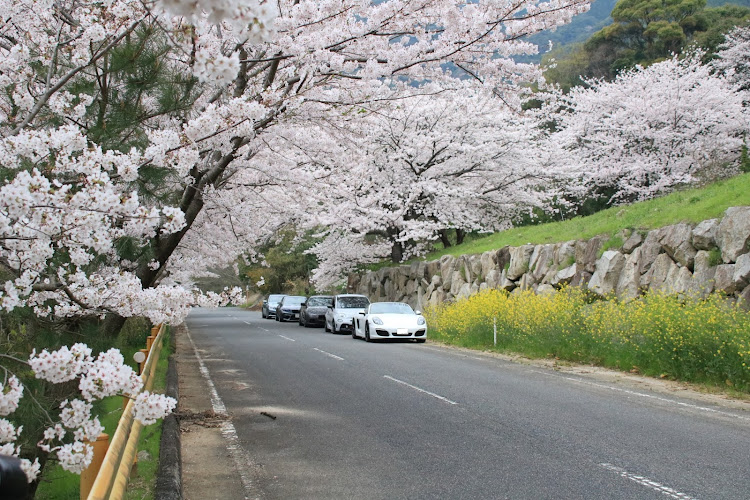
<box><xmin>600</xmin><ymin>463</ymin><xmax>699</xmax><ymax>500</ymax></box>
<box><xmin>384</xmin><ymin>375</ymin><xmax>458</xmax><ymax>405</ymax></box>
<box><xmin>186</xmin><ymin>327</ymin><xmax>257</xmax><ymax>498</ymax></box>
<box><xmin>313</xmin><ymin>348</ymin><xmax>344</xmax><ymax>361</ymax></box>
<box><xmin>279</xmin><ymin>335</ymin><xmax>296</xmax><ymax>342</ymax></box>
<box><xmin>530</xmin><ymin>370</ymin><xmax>750</xmax><ymax>422</ymax></box>
<box><xmin>243</xmin><ymin>321</ymin><xmax>252</xmax><ymax>325</ymax></box>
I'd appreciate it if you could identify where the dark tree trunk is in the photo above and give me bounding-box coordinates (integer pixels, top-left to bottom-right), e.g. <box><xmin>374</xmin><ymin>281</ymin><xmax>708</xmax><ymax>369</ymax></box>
<box><xmin>100</xmin><ymin>150</ymin><xmax>234</xmax><ymax>337</ymax></box>
<box><xmin>100</xmin><ymin>314</ymin><xmax>127</xmax><ymax>338</ymax></box>
<box><xmin>456</xmin><ymin>228</ymin><xmax>466</xmax><ymax>245</ymax></box>
<box><xmin>390</xmin><ymin>241</ymin><xmax>403</xmax><ymax>263</ymax></box>
<box><xmin>438</xmin><ymin>229</ymin><xmax>452</xmax><ymax>249</ymax></box>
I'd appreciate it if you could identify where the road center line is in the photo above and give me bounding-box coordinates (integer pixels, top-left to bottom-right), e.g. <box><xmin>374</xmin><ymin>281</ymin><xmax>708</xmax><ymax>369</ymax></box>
<box><xmin>530</xmin><ymin>370</ymin><xmax>750</xmax><ymax>422</ymax></box>
<box><xmin>384</xmin><ymin>375</ymin><xmax>458</xmax><ymax>405</ymax></box>
<box><xmin>599</xmin><ymin>463</ymin><xmax>698</xmax><ymax>499</ymax></box>
<box><xmin>313</xmin><ymin>347</ymin><xmax>344</xmax><ymax>360</ymax></box>
<box><xmin>279</xmin><ymin>335</ymin><xmax>296</xmax><ymax>342</ymax></box>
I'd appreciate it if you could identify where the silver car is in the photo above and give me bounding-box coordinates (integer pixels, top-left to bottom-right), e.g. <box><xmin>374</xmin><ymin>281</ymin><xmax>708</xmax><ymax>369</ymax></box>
<box><xmin>262</xmin><ymin>294</ymin><xmax>286</xmax><ymax>319</ymax></box>
<box><xmin>325</xmin><ymin>294</ymin><xmax>370</xmax><ymax>334</ymax></box>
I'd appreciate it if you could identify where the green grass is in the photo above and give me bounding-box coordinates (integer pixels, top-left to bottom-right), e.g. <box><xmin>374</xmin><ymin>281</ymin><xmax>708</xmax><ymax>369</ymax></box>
<box><xmin>124</xmin><ymin>329</ymin><xmax>171</xmax><ymax>500</ymax></box>
<box><xmin>35</xmin><ymin>328</ymin><xmax>172</xmax><ymax>500</ymax></box>
<box><xmin>425</xmin><ymin>173</ymin><xmax>750</xmax><ymax>260</ymax></box>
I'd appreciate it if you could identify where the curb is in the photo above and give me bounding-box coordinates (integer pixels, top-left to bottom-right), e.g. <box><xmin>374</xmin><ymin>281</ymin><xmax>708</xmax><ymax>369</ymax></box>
<box><xmin>155</xmin><ymin>353</ymin><xmax>181</xmax><ymax>499</ymax></box>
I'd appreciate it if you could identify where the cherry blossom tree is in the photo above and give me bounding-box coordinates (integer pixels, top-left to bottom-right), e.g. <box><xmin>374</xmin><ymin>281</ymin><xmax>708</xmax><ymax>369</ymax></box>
<box><xmin>258</xmin><ymin>90</ymin><xmax>566</xmax><ymax>287</ymax></box>
<box><xmin>1</xmin><ymin>0</ymin><xmax>592</xmax><ymax>328</ymax></box>
<box><xmin>713</xmin><ymin>24</ymin><xmax>750</xmax><ymax>92</ymax></box>
<box><xmin>2</xmin><ymin>344</ymin><xmax>177</xmax><ymax>485</ymax></box>
<box><xmin>1</xmin><ymin>0</ymin><xmax>593</xmax><ymax>487</ymax></box>
<box><xmin>547</xmin><ymin>49</ymin><xmax>749</xmax><ymax>205</ymax></box>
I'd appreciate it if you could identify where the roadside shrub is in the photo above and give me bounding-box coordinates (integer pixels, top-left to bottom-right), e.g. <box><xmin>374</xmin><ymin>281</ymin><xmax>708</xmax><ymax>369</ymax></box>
<box><xmin>424</xmin><ymin>288</ymin><xmax>750</xmax><ymax>391</ymax></box>
<box><xmin>117</xmin><ymin>316</ymin><xmax>153</xmax><ymax>348</ymax></box>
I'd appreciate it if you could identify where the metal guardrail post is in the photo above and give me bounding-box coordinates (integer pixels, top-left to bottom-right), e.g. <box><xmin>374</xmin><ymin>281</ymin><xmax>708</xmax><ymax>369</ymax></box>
<box><xmin>86</xmin><ymin>324</ymin><xmax>167</xmax><ymax>500</ymax></box>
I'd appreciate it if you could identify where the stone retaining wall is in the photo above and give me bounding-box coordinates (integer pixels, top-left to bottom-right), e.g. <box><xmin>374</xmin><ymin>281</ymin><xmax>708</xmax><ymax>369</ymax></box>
<box><xmin>348</xmin><ymin>206</ymin><xmax>750</xmax><ymax>311</ymax></box>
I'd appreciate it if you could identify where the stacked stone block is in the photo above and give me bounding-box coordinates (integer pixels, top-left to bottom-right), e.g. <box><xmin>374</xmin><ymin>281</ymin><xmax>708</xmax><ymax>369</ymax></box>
<box><xmin>348</xmin><ymin>207</ymin><xmax>750</xmax><ymax>311</ymax></box>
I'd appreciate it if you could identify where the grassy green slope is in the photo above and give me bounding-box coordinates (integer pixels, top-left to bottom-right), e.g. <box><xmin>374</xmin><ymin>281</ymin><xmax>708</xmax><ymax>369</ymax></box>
<box><xmin>425</xmin><ymin>173</ymin><xmax>750</xmax><ymax>261</ymax></box>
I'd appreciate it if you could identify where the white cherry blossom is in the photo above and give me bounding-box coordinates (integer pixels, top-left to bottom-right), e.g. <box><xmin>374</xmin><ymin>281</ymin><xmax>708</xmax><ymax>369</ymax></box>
<box><xmin>0</xmin><ymin>376</ymin><xmax>24</xmax><ymax>416</ymax></box>
<box><xmin>546</xmin><ymin>50</ymin><xmax>749</xmax><ymax>204</ymax></box>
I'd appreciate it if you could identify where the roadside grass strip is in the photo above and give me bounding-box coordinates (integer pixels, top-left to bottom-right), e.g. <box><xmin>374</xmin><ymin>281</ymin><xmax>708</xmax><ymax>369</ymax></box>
<box><xmin>424</xmin><ymin>287</ymin><xmax>750</xmax><ymax>392</ymax></box>
<box><xmin>423</xmin><ymin>173</ymin><xmax>750</xmax><ymax>261</ymax></box>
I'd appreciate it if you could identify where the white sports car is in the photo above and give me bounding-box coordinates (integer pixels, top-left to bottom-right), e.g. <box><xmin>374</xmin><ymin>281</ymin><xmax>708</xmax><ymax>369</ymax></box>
<box><xmin>352</xmin><ymin>302</ymin><xmax>427</xmax><ymax>343</ymax></box>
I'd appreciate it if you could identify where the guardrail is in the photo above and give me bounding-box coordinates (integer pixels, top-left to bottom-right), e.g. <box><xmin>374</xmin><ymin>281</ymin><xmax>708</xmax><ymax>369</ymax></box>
<box><xmin>84</xmin><ymin>323</ymin><xmax>167</xmax><ymax>500</ymax></box>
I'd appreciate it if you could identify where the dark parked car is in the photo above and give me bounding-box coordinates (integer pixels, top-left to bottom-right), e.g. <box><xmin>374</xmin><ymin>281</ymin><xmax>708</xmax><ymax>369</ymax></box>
<box><xmin>262</xmin><ymin>294</ymin><xmax>286</xmax><ymax>319</ymax></box>
<box><xmin>275</xmin><ymin>295</ymin><xmax>306</xmax><ymax>322</ymax></box>
<box><xmin>298</xmin><ymin>295</ymin><xmax>333</xmax><ymax>327</ymax></box>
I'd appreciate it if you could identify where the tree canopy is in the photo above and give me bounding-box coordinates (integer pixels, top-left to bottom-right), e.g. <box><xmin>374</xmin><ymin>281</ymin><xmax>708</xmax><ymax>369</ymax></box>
<box><xmin>543</xmin><ymin>0</ymin><xmax>750</xmax><ymax>88</ymax></box>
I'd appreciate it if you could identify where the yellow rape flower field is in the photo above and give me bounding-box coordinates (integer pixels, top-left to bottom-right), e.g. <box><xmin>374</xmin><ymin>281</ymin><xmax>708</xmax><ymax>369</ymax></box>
<box><xmin>424</xmin><ymin>287</ymin><xmax>750</xmax><ymax>392</ymax></box>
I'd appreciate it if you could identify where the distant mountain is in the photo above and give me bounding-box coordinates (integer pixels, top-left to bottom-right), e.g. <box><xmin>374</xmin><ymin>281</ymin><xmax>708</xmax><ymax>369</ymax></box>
<box><xmin>519</xmin><ymin>0</ymin><xmax>618</xmax><ymax>63</ymax></box>
<box><xmin>517</xmin><ymin>0</ymin><xmax>750</xmax><ymax>63</ymax></box>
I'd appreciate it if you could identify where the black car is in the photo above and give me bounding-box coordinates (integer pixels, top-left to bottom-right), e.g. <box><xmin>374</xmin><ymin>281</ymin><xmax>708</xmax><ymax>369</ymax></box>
<box><xmin>262</xmin><ymin>294</ymin><xmax>286</xmax><ymax>319</ymax></box>
<box><xmin>298</xmin><ymin>295</ymin><xmax>333</xmax><ymax>327</ymax></box>
<box><xmin>275</xmin><ymin>295</ymin><xmax>306</xmax><ymax>322</ymax></box>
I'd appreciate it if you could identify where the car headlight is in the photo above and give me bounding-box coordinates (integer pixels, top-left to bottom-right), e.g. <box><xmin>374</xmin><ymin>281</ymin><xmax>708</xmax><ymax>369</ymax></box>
<box><xmin>372</xmin><ymin>317</ymin><xmax>383</xmax><ymax>325</ymax></box>
<box><xmin>417</xmin><ymin>317</ymin><xmax>426</xmax><ymax>325</ymax></box>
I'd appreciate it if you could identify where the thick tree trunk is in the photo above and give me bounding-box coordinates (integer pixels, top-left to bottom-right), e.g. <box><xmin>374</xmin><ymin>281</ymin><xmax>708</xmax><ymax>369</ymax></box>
<box><xmin>100</xmin><ymin>150</ymin><xmax>236</xmax><ymax>336</ymax></box>
<box><xmin>438</xmin><ymin>229</ymin><xmax>452</xmax><ymax>249</ymax></box>
<box><xmin>456</xmin><ymin>228</ymin><xmax>466</xmax><ymax>245</ymax></box>
<box><xmin>100</xmin><ymin>314</ymin><xmax>127</xmax><ymax>338</ymax></box>
<box><xmin>390</xmin><ymin>241</ymin><xmax>403</xmax><ymax>263</ymax></box>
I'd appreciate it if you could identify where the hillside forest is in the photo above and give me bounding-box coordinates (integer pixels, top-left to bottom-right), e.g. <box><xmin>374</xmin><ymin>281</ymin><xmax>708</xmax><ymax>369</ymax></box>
<box><xmin>541</xmin><ymin>0</ymin><xmax>750</xmax><ymax>89</ymax></box>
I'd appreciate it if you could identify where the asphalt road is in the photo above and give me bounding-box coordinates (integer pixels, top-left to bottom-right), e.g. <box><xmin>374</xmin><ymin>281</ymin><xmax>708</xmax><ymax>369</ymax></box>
<box><xmin>184</xmin><ymin>307</ymin><xmax>750</xmax><ymax>500</ymax></box>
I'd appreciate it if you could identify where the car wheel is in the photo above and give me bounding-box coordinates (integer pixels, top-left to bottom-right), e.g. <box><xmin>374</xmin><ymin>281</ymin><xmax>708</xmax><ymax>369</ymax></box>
<box><xmin>324</xmin><ymin>319</ymin><xmax>330</xmax><ymax>332</ymax></box>
<box><xmin>365</xmin><ymin>322</ymin><xmax>371</xmax><ymax>342</ymax></box>
<box><xmin>331</xmin><ymin>320</ymin><xmax>338</xmax><ymax>334</ymax></box>
<box><xmin>262</xmin><ymin>310</ymin><xmax>266</xmax><ymax>319</ymax></box>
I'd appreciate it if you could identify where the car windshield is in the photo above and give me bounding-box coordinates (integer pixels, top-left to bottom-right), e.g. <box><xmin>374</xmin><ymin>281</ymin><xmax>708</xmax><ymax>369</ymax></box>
<box><xmin>369</xmin><ymin>303</ymin><xmax>415</xmax><ymax>315</ymax></box>
<box><xmin>337</xmin><ymin>296</ymin><xmax>369</xmax><ymax>308</ymax></box>
<box><xmin>284</xmin><ymin>296</ymin><xmax>306</xmax><ymax>305</ymax></box>
<box><xmin>308</xmin><ymin>297</ymin><xmax>332</xmax><ymax>307</ymax></box>
<box><xmin>268</xmin><ymin>294</ymin><xmax>285</xmax><ymax>302</ymax></box>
